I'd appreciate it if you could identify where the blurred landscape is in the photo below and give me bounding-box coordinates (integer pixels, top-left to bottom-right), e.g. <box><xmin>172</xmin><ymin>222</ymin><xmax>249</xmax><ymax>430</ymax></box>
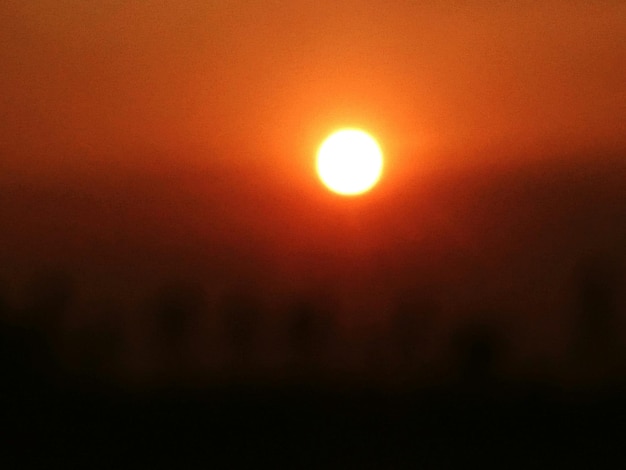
<box><xmin>2</xmin><ymin>150</ymin><xmax>626</xmax><ymax>467</ymax></box>
<box><xmin>2</xmin><ymin>1</ymin><xmax>626</xmax><ymax>467</ymax></box>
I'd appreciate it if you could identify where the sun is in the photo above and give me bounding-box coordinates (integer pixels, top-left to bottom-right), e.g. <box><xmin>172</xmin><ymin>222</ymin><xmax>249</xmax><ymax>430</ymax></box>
<box><xmin>316</xmin><ymin>129</ymin><xmax>384</xmax><ymax>196</ymax></box>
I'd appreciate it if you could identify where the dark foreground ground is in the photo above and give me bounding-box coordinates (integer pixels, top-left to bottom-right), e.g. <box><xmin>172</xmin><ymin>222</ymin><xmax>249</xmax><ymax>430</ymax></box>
<box><xmin>2</xmin><ymin>379</ymin><xmax>625</xmax><ymax>468</ymax></box>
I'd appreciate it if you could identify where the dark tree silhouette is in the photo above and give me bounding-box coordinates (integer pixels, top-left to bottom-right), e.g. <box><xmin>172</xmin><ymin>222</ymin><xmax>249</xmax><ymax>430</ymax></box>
<box><xmin>0</xmin><ymin>283</ymin><xmax>16</xmax><ymax>393</ymax></box>
<box><xmin>21</xmin><ymin>270</ymin><xmax>74</xmax><ymax>388</ymax></box>
<box><xmin>573</xmin><ymin>257</ymin><xmax>623</xmax><ymax>382</ymax></box>
<box><xmin>451</xmin><ymin>319</ymin><xmax>504</xmax><ymax>391</ymax></box>
<box><xmin>26</xmin><ymin>270</ymin><xmax>73</xmax><ymax>332</ymax></box>
<box><xmin>71</xmin><ymin>302</ymin><xmax>124</xmax><ymax>386</ymax></box>
<box><xmin>392</xmin><ymin>288</ymin><xmax>438</xmax><ymax>370</ymax></box>
<box><xmin>287</xmin><ymin>295</ymin><xmax>331</xmax><ymax>373</ymax></box>
<box><xmin>221</xmin><ymin>283</ymin><xmax>261</xmax><ymax>370</ymax></box>
<box><xmin>152</xmin><ymin>281</ymin><xmax>206</xmax><ymax>382</ymax></box>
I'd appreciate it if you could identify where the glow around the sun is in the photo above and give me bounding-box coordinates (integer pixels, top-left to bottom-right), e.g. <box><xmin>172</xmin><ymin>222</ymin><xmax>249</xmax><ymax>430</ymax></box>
<box><xmin>316</xmin><ymin>129</ymin><xmax>383</xmax><ymax>196</ymax></box>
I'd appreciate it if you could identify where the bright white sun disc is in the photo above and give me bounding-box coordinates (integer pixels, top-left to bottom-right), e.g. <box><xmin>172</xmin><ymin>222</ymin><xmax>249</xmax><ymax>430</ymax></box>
<box><xmin>316</xmin><ymin>129</ymin><xmax>383</xmax><ymax>196</ymax></box>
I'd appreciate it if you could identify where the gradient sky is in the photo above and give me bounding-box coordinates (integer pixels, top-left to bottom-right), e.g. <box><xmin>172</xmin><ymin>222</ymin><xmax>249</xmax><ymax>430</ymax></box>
<box><xmin>1</xmin><ymin>1</ymin><xmax>626</xmax><ymax>368</ymax></box>
<box><xmin>1</xmin><ymin>2</ymin><xmax>625</xmax><ymax>292</ymax></box>
<box><xmin>1</xmin><ymin>1</ymin><xmax>625</xmax><ymax>183</ymax></box>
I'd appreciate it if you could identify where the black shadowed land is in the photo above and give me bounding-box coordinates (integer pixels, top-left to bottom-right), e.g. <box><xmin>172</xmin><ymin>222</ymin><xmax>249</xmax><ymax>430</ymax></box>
<box><xmin>0</xmin><ymin>260</ymin><xmax>625</xmax><ymax>468</ymax></box>
<box><xmin>1</xmin><ymin>160</ymin><xmax>626</xmax><ymax>468</ymax></box>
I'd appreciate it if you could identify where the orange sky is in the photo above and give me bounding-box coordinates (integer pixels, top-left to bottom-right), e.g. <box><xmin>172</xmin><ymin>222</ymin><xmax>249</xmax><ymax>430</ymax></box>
<box><xmin>1</xmin><ymin>2</ymin><xmax>626</xmax><ymax>363</ymax></box>
<box><xmin>1</xmin><ymin>1</ymin><xmax>625</xmax><ymax>184</ymax></box>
